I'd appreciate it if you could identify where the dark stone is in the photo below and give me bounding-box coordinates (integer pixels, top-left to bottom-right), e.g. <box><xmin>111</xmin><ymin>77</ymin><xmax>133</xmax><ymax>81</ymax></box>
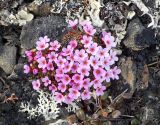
<box><xmin>0</xmin><ymin>45</ymin><xmax>17</xmax><ymax>74</ymax></box>
<box><xmin>20</xmin><ymin>15</ymin><xmax>67</xmax><ymax>53</ymax></box>
<box><xmin>123</xmin><ymin>18</ymin><xmax>156</xmax><ymax>51</ymax></box>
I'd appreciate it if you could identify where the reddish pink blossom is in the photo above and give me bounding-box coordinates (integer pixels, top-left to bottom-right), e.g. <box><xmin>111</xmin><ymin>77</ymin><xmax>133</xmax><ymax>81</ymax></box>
<box><xmin>69</xmin><ymin>40</ymin><xmax>78</xmax><ymax>48</ymax></box>
<box><xmin>47</xmin><ymin>52</ymin><xmax>58</xmax><ymax>62</ymax></box>
<box><xmin>86</xmin><ymin>43</ymin><xmax>99</xmax><ymax>55</ymax></box>
<box><xmin>96</xmin><ymin>86</ymin><xmax>106</xmax><ymax>96</ymax></box>
<box><xmin>49</xmin><ymin>40</ymin><xmax>61</xmax><ymax>51</ymax></box>
<box><xmin>62</xmin><ymin>45</ymin><xmax>73</xmax><ymax>56</ymax></box>
<box><xmin>42</xmin><ymin>68</ymin><xmax>47</xmax><ymax>73</ymax></box>
<box><xmin>67</xmin><ymin>53</ymin><xmax>75</xmax><ymax>62</ymax></box>
<box><xmin>100</xmin><ymin>57</ymin><xmax>112</xmax><ymax>70</ymax></box>
<box><xmin>37</xmin><ymin>56</ymin><xmax>47</xmax><ymax>69</ymax></box>
<box><xmin>56</xmin><ymin>56</ymin><xmax>66</xmax><ymax>68</ymax></box>
<box><xmin>33</xmin><ymin>69</ymin><xmax>38</xmax><ymax>75</ymax></box>
<box><xmin>77</xmin><ymin>67</ymin><xmax>90</xmax><ymax>76</ymax></box>
<box><xmin>81</xmin><ymin>35</ymin><xmax>93</xmax><ymax>48</ymax></box>
<box><xmin>68</xmin><ymin>19</ymin><xmax>78</xmax><ymax>28</ymax></box>
<box><xmin>81</xmin><ymin>90</ymin><xmax>91</xmax><ymax>100</ymax></box>
<box><xmin>24</xmin><ymin>64</ymin><xmax>30</xmax><ymax>74</ymax></box>
<box><xmin>46</xmin><ymin>61</ymin><xmax>54</xmax><ymax>71</ymax></box>
<box><xmin>72</xmin><ymin>74</ymin><xmax>84</xmax><ymax>83</ymax></box>
<box><xmin>55</xmin><ymin>92</ymin><xmax>64</xmax><ymax>103</ymax></box>
<box><xmin>39</xmin><ymin>36</ymin><xmax>50</xmax><ymax>43</ymax></box>
<box><xmin>80</xmin><ymin>57</ymin><xmax>90</xmax><ymax>67</ymax></box>
<box><xmin>80</xmin><ymin>20</ymin><xmax>92</xmax><ymax>27</ymax></box>
<box><xmin>74</xmin><ymin>49</ymin><xmax>88</xmax><ymax>61</ymax></box>
<box><xmin>58</xmin><ymin>82</ymin><xmax>67</xmax><ymax>92</ymax></box>
<box><xmin>36</xmin><ymin>39</ymin><xmax>49</xmax><ymax>51</ymax></box>
<box><xmin>56</xmin><ymin>68</ymin><xmax>64</xmax><ymax>75</ymax></box>
<box><xmin>64</xmin><ymin>95</ymin><xmax>74</xmax><ymax>104</ymax></box>
<box><xmin>97</xmin><ymin>46</ymin><xmax>109</xmax><ymax>58</ymax></box>
<box><xmin>63</xmin><ymin>61</ymin><xmax>73</xmax><ymax>73</ymax></box>
<box><xmin>109</xmin><ymin>50</ymin><xmax>118</xmax><ymax>64</ymax></box>
<box><xmin>34</xmin><ymin>51</ymin><xmax>42</xmax><ymax>60</ymax></box>
<box><xmin>68</xmin><ymin>88</ymin><xmax>80</xmax><ymax>99</ymax></box>
<box><xmin>93</xmin><ymin>67</ymin><xmax>106</xmax><ymax>79</ymax></box>
<box><xmin>104</xmin><ymin>70</ymin><xmax>113</xmax><ymax>82</ymax></box>
<box><xmin>55</xmin><ymin>74</ymin><xmax>63</xmax><ymax>82</ymax></box>
<box><xmin>111</xmin><ymin>66</ymin><xmax>121</xmax><ymax>80</ymax></box>
<box><xmin>90</xmin><ymin>56</ymin><xmax>99</xmax><ymax>68</ymax></box>
<box><xmin>92</xmin><ymin>79</ymin><xmax>103</xmax><ymax>89</ymax></box>
<box><xmin>72</xmin><ymin>81</ymin><xmax>82</xmax><ymax>90</ymax></box>
<box><xmin>83</xmin><ymin>24</ymin><xmax>96</xmax><ymax>36</ymax></box>
<box><xmin>42</xmin><ymin>76</ymin><xmax>51</xmax><ymax>87</ymax></box>
<box><xmin>61</xmin><ymin>74</ymin><xmax>71</xmax><ymax>84</ymax></box>
<box><xmin>25</xmin><ymin>50</ymin><xmax>32</xmax><ymax>57</ymax></box>
<box><xmin>32</xmin><ymin>80</ymin><xmax>41</xmax><ymax>90</ymax></box>
<box><xmin>83</xmin><ymin>78</ymin><xmax>92</xmax><ymax>89</ymax></box>
<box><xmin>49</xmin><ymin>84</ymin><xmax>57</xmax><ymax>93</ymax></box>
<box><xmin>71</xmin><ymin>62</ymin><xmax>79</xmax><ymax>73</ymax></box>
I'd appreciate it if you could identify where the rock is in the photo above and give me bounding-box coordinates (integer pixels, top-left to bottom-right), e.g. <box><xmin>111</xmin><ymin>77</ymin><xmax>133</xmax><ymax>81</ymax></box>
<box><xmin>20</xmin><ymin>15</ymin><xmax>67</xmax><ymax>53</ymax></box>
<box><xmin>119</xmin><ymin>57</ymin><xmax>137</xmax><ymax>92</ymax></box>
<box><xmin>123</xmin><ymin>18</ymin><xmax>156</xmax><ymax>51</ymax></box>
<box><xmin>0</xmin><ymin>45</ymin><xmax>17</xmax><ymax>74</ymax></box>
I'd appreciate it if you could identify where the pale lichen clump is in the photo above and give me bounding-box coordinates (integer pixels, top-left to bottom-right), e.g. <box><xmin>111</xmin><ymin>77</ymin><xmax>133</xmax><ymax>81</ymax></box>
<box><xmin>19</xmin><ymin>90</ymin><xmax>60</xmax><ymax>120</ymax></box>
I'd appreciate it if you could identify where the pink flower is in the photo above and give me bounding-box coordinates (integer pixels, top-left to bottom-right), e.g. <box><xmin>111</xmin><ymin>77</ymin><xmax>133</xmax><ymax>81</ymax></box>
<box><xmin>83</xmin><ymin>78</ymin><xmax>92</xmax><ymax>89</ymax></box>
<box><xmin>63</xmin><ymin>61</ymin><xmax>73</xmax><ymax>73</ymax></box>
<box><xmin>47</xmin><ymin>52</ymin><xmax>58</xmax><ymax>62</ymax></box>
<box><xmin>61</xmin><ymin>74</ymin><xmax>71</xmax><ymax>84</ymax></box>
<box><xmin>72</xmin><ymin>74</ymin><xmax>84</xmax><ymax>83</ymax></box>
<box><xmin>56</xmin><ymin>68</ymin><xmax>64</xmax><ymax>75</ymax></box>
<box><xmin>58</xmin><ymin>82</ymin><xmax>67</xmax><ymax>92</ymax></box>
<box><xmin>64</xmin><ymin>95</ymin><xmax>74</xmax><ymax>104</ymax></box>
<box><xmin>33</xmin><ymin>69</ymin><xmax>38</xmax><ymax>75</ymax></box>
<box><xmin>111</xmin><ymin>66</ymin><xmax>121</xmax><ymax>80</ymax></box>
<box><xmin>72</xmin><ymin>82</ymin><xmax>82</xmax><ymax>90</ymax></box>
<box><xmin>104</xmin><ymin>70</ymin><xmax>113</xmax><ymax>82</ymax></box>
<box><xmin>42</xmin><ymin>76</ymin><xmax>51</xmax><ymax>87</ymax></box>
<box><xmin>37</xmin><ymin>56</ymin><xmax>47</xmax><ymax>69</ymax></box>
<box><xmin>69</xmin><ymin>40</ymin><xmax>78</xmax><ymax>48</ymax></box>
<box><xmin>32</xmin><ymin>80</ymin><xmax>41</xmax><ymax>90</ymax></box>
<box><xmin>55</xmin><ymin>92</ymin><xmax>64</xmax><ymax>103</ymax></box>
<box><xmin>86</xmin><ymin>43</ymin><xmax>99</xmax><ymax>55</ymax></box>
<box><xmin>55</xmin><ymin>74</ymin><xmax>63</xmax><ymax>82</ymax></box>
<box><xmin>90</xmin><ymin>56</ymin><xmax>99</xmax><ymax>68</ymax></box>
<box><xmin>80</xmin><ymin>57</ymin><xmax>90</xmax><ymax>67</ymax></box>
<box><xmin>46</xmin><ymin>61</ymin><xmax>54</xmax><ymax>71</ymax></box>
<box><xmin>68</xmin><ymin>88</ymin><xmax>80</xmax><ymax>99</ymax></box>
<box><xmin>49</xmin><ymin>40</ymin><xmax>61</xmax><ymax>51</ymax></box>
<box><xmin>71</xmin><ymin>62</ymin><xmax>79</xmax><ymax>73</ymax></box>
<box><xmin>83</xmin><ymin>25</ymin><xmax>96</xmax><ymax>36</ymax></box>
<box><xmin>67</xmin><ymin>53</ymin><xmax>75</xmax><ymax>62</ymax></box>
<box><xmin>93</xmin><ymin>67</ymin><xmax>106</xmax><ymax>79</ymax></box>
<box><xmin>42</xmin><ymin>68</ymin><xmax>47</xmax><ymax>73</ymax></box>
<box><xmin>68</xmin><ymin>19</ymin><xmax>78</xmax><ymax>28</ymax></box>
<box><xmin>62</xmin><ymin>45</ymin><xmax>73</xmax><ymax>56</ymax></box>
<box><xmin>109</xmin><ymin>50</ymin><xmax>118</xmax><ymax>64</ymax></box>
<box><xmin>81</xmin><ymin>35</ymin><xmax>93</xmax><ymax>48</ymax></box>
<box><xmin>102</xmin><ymin>32</ymin><xmax>116</xmax><ymax>49</ymax></box>
<box><xmin>100</xmin><ymin>57</ymin><xmax>112</xmax><ymax>70</ymax></box>
<box><xmin>36</xmin><ymin>39</ymin><xmax>49</xmax><ymax>51</ymax></box>
<box><xmin>34</xmin><ymin>51</ymin><xmax>42</xmax><ymax>60</ymax></box>
<box><xmin>74</xmin><ymin>49</ymin><xmax>88</xmax><ymax>61</ymax></box>
<box><xmin>92</xmin><ymin>79</ymin><xmax>103</xmax><ymax>89</ymax></box>
<box><xmin>49</xmin><ymin>84</ymin><xmax>57</xmax><ymax>93</ymax></box>
<box><xmin>25</xmin><ymin>50</ymin><xmax>32</xmax><ymax>57</ymax></box>
<box><xmin>24</xmin><ymin>64</ymin><xmax>30</xmax><ymax>74</ymax></box>
<box><xmin>97</xmin><ymin>46</ymin><xmax>109</xmax><ymax>59</ymax></box>
<box><xmin>96</xmin><ymin>86</ymin><xmax>106</xmax><ymax>96</ymax></box>
<box><xmin>56</xmin><ymin>56</ymin><xmax>66</xmax><ymax>68</ymax></box>
<box><xmin>81</xmin><ymin>90</ymin><xmax>91</xmax><ymax>100</ymax></box>
<box><xmin>39</xmin><ymin>36</ymin><xmax>50</xmax><ymax>43</ymax></box>
<box><xmin>77</xmin><ymin>67</ymin><xmax>90</xmax><ymax>76</ymax></box>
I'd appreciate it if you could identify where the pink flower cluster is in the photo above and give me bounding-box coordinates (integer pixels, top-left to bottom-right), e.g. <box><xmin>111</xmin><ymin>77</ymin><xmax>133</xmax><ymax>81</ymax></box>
<box><xmin>23</xmin><ymin>19</ymin><xmax>121</xmax><ymax>104</ymax></box>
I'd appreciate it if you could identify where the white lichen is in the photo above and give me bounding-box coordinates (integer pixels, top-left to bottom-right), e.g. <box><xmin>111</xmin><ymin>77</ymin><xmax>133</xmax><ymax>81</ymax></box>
<box><xmin>51</xmin><ymin>0</ymin><xmax>66</xmax><ymax>14</ymax></box>
<box><xmin>66</xmin><ymin>102</ymin><xmax>80</xmax><ymax>113</ymax></box>
<box><xmin>19</xmin><ymin>90</ymin><xmax>60</xmax><ymax>120</ymax></box>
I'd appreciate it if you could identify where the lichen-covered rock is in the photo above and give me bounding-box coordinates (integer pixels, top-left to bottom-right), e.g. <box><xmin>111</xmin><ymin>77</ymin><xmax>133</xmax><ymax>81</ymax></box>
<box><xmin>123</xmin><ymin>18</ymin><xmax>156</xmax><ymax>51</ymax></box>
<box><xmin>20</xmin><ymin>15</ymin><xmax>67</xmax><ymax>53</ymax></box>
<box><xmin>0</xmin><ymin>45</ymin><xmax>17</xmax><ymax>74</ymax></box>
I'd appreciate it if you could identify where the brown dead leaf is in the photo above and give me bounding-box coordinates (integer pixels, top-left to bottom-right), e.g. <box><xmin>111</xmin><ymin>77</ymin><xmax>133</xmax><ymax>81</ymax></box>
<box><xmin>66</xmin><ymin>114</ymin><xmax>77</xmax><ymax>125</ymax></box>
<box><xmin>112</xmin><ymin>110</ymin><xmax>121</xmax><ymax>118</ymax></box>
<box><xmin>76</xmin><ymin>109</ymin><xmax>86</xmax><ymax>121</ymax></box>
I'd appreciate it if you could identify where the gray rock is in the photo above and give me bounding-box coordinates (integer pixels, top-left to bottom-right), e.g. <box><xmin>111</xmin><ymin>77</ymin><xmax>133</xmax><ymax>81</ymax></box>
<box><xmin>0</xmin><ymin>46</ymin><xmax>17</xmax><ymax>74</ymax></box>
<box><xmin>20</xmin><ymin>15</ymin><xmax>67</xmax><ymax>53</ymax></box>
<box><xmin>123</xmin><ymin>18</ymin><xmax>156</xmax><ymax>51</ymax></box>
